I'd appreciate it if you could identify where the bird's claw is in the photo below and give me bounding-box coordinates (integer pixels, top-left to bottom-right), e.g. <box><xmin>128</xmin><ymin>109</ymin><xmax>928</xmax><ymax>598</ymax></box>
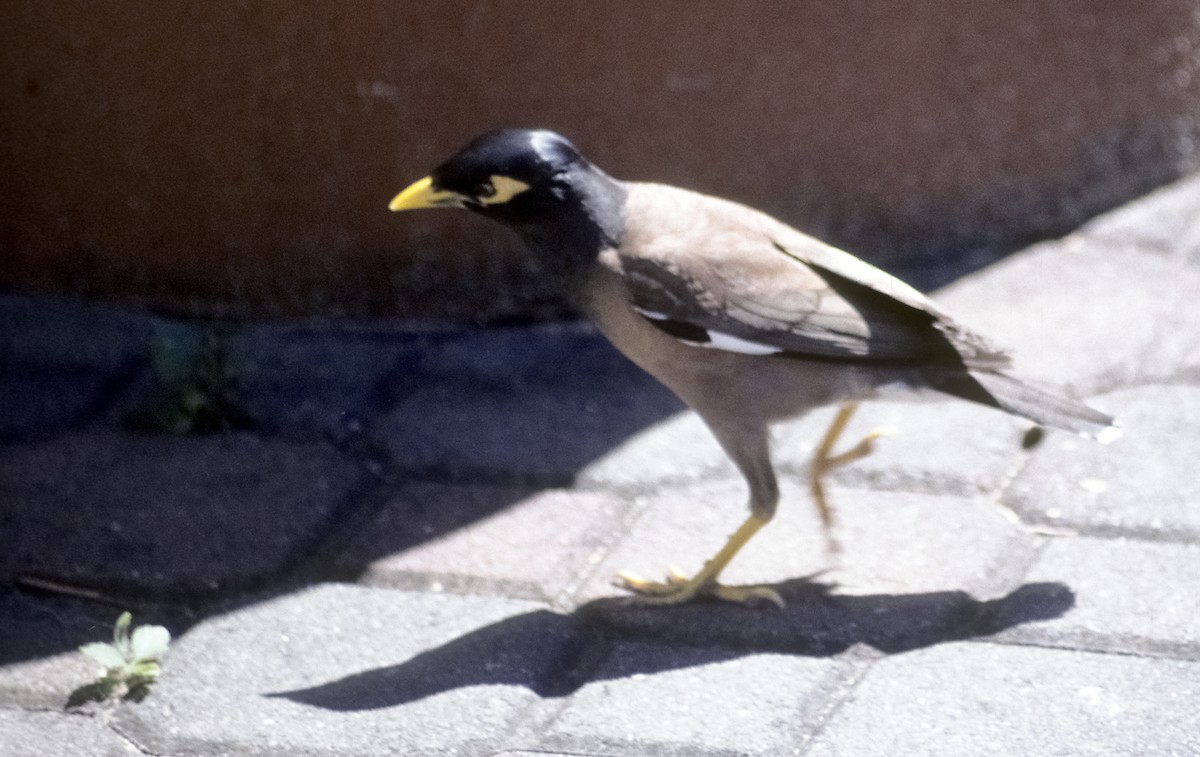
<box><xmin>613</xmin><ymin>569</ymin><xmax>785</xmax><ymax>608</ymax></box>
<box><xmin>710</xmin><ymin>583</ymin><xmax>786</xmax><ymax>609</ymax></box>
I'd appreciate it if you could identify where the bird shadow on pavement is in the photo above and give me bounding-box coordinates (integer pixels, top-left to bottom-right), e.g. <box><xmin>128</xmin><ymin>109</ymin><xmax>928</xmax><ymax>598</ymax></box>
<box><xmin>271</xmin><ymin>579</ymin><xmax>1074</xmax><ymax>711</ymax></box>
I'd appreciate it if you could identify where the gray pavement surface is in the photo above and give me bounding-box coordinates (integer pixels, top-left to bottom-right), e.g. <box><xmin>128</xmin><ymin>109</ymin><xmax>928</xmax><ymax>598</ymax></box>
<box><xmin>3</xmin><ymin>174</ymin><xmax>1200</xmax><ymax>755</ymax></box>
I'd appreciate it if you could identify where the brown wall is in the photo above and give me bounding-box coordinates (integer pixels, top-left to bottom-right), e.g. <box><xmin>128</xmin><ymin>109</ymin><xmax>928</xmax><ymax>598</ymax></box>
<box><xmin>3</xmin><ymin>2</ymin><xmax>1200</xmax><ymax>321</ymax></box>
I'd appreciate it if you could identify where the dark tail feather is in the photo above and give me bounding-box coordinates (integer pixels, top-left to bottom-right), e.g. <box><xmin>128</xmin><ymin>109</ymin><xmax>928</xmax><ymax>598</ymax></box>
<box><xmin>934</xmin><ymin>370</ymin><xmax>1121</xmax><ymax>442</ymax></box>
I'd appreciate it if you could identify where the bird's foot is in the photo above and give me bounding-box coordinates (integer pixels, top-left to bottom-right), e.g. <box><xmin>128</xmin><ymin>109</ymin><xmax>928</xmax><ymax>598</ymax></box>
<box><xmin>809</xmin><ymin>403</ymin><xmax>894</xmax><ymax>554</ymax></box>
<box><xmin>814</xmin><ymin>427</ymin><xmax>893</xmax><ymax>476</ymax></box>
<box><xmin>613</xmin><ymin>567</ymin><xmax>784</xmax><ymax>608</ymax></box>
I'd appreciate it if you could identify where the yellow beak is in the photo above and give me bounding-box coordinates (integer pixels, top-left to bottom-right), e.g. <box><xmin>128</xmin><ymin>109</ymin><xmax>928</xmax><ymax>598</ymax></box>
<box><xmin>388</xmin><ymin>176</ymin><xmax>464</xmax><ymax>211</ymax></box>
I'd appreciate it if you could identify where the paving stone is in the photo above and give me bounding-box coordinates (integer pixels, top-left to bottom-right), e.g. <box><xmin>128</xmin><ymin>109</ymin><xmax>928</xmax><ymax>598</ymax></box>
<box><xmin>805</xmin><ymin>643</ymin><xmax>1200</xmax><ymax>757</ymax></box>
<box><xmin>1077</xmin><ymin>172</ymin><xmax>1200</xmax><ymax>265</ymax></box>
<box><xmin>0</xmin><ymin>709</ymin><xmax>138</xmax><ymax>757</ymax></box>
<box><xmin>0</xmin><ymin>364</ymin><xmax>121</xmax><ymax>441</ymax></box>
<box><xmin>0</xmin><ymin>431</ymin><xmax>372</xmax><ymax>593</ymax></box>
<box><xmin>224</xmin><ymin>324</ymin><xmax>421</xmax><ymax>439</ymax></box>
<box><xmin>0</xmin><ymin>293</ymin><xmax>182</xmax><ymax>373</ymax></box>
<box><xmin>1003</xmin><ymin>385</ymin><xmax>1200</xmax><ymax>542</ymax></box>
<box><xmin>936</xmin><ymin>240</ymin><xmax>1200</xmax><ymax>393</ymax></box>
<box><xmin>369</xmin><ymin>324</ymin><xmax>683</xmax><ymax>485</ymax></box>
<box><xmin>335</xmin><ymin>483</ymin><xmax>633</xmax><ymax>603</ymax></box>
<box><xmin>0</xmin><ymin>651</ymin><xmax>98</xmax><ymax>713</ymax></box>
<box><xmin>116</xmin><ymin>584</ymin><xmax>586</xmax><ymax>757</ymax></box>
<box><xmin>537</xmin><ymin>643</ymin><xmax>853</xmax><ymax>756</ymax></box>
<box><xmin>577</xmin><ymin>480</ymin><xmax>1030</xmax><ymax>605</ymax></box>
<box><xmin>773</xmin><ymin>398</ymin><xmax>1028</xmax><ymax>497</ymax></box>
<box><xmin>576</xmin><ymin>411</ymin><xmax>735</xmax><ymax>492</ymax></box>
<box><xmin>989</xmin><ymin>537</ymin><xmax>1200</xmax><ymax>660</ymax></box>
<box><xmin>0</xmin><ymin>294</ymin><xmax>171</xmax><ymax>439</ymax></box>
<box><xmin>571</xmin><ymin>481</ymin><xmax>1063</xmax><ymax>654</ymax></box>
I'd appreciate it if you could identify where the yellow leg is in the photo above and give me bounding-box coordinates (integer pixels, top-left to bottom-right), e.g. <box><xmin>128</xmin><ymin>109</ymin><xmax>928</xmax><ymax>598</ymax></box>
<box><xmin>614</xmin><ymin>513</ymin><xmax>783</xmax><ymax>607</ymax></box>
<box><xmin>809</xmin><ymin>402</ymin><xmax>887</xmax><ymax>553</ymax></box>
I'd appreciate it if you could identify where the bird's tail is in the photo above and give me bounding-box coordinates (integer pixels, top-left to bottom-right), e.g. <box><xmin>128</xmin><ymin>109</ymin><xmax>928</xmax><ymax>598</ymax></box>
<box><xmin>933</xmin><ymin>369</ymin><xmax>1121</xmax><ymax>443</ymax></box>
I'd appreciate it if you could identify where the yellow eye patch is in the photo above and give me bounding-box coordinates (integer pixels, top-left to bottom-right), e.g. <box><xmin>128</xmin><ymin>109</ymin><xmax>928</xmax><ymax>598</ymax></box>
<box><xmin>478</xmin><ymin>175</ymin><xmax>532</xmax><ymax>205</ymax></box>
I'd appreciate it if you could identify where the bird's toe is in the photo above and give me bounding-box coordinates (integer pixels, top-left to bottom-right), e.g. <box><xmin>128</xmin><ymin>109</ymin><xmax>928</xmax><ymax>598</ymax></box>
<box><xmin>613</xmin><ymin>569</ymin><xmax>784</xmax><ymax>608</ymax></box>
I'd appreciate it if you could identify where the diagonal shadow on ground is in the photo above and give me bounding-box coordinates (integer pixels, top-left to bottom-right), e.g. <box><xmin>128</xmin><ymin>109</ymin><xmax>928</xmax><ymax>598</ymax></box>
<box><xmin>271</xmin><ymin>580</ymin><xmax>1073</xmax><ymax>710</ymax></box>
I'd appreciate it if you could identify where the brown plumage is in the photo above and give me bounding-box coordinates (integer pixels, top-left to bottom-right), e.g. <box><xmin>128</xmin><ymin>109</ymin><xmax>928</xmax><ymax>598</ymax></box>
<box><xmin>390</xmin><ymin>129</ymin><xmax>1118</xmax><ymax>606</ymax></box>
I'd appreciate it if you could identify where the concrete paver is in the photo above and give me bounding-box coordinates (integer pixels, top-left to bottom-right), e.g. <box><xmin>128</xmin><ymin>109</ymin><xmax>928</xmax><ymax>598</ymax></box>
<box><xmin>805</xmin><ymin>643</ymin><xmax>1200</xmax><ymax>757</ymax></box>
<box><xmin>225</xmin><ymin>324</ymin><xmax>423</xmax><ymax>439</ymax></box>
<box><xmin>0</xmin><ymin>431</ymin><xmax>373</xmax><ymax>593</ymax></box>
<box><xmin>0</xmin><ymin>650</ymin><xmax>97</xmax><ymax>712</ymax></box>
<box><xmin>1078</xmin><ymin>171</ymin><xmax>1200</xmax><ymax>264</ymax></box>
<box><xmin>576</xmin><ymin>480</ymin><xmax>1032</xmax><ymax>604</ymax></box>
<box><xmin>576</xmin><ymin>411</ymin><xmax>735</xmax><ymax>492</ymax></box>
<box><xmin>335</xmin><ymin>483</ymin><xmax>633</xmax><ymax>603</ymax></box>
<box><xmin>0</xmin><ymin>365</ymin><xmax>119</xmax><ymax>440</ymax></box>
<box><xmin>537</xmin><ymin>643</ymin><xmax>856</xmax><ymax>756</ymax></box>
<box><xmin>936</xmin><ymin>240</ymin><xmax>1200</xmax><ymax>393</ymax></box>
<box><xmin>369</xmin><ymin>324</ymin><xmax>682</xmax><ymax>484</ymax></box>
<box><xmin>0</xmin><ymin>708</ymin><xmax>140</xmax><ymax>757</ymax></box>
<box><xmin>0</xmin><ymin>294</ymin><xmax>176</xmax><ymax>372</ymax></box>
<box><xmin>1004</xmin><ymin>384</ymin><xmax>1200</xmax><ymax>542</ymax></box>
<box><xmin>990</xmin><ymin>536</ymin><xmax>1200</xmax><ymax>659</ymax></box>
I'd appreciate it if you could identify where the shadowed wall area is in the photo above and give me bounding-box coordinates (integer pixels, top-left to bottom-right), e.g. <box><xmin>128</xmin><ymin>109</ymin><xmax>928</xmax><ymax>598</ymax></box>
<box><xmin>3</xmin><ymin>1</ymin><xmax>1200</xmax><ymax>320</ymax></box>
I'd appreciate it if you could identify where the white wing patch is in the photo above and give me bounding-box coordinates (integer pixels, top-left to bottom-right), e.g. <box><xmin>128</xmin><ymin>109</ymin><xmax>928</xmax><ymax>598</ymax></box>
<box><xmin>633</xmin><ymin>307</ymin><xmax>670</xmax><ymax>321</ymax></box>
<box><xmin>634</xmin><ymin>307</ymin><xmax>783</xmax><ymax>355</ymax></box>
<box><xmin>701</xmin><ymin>331</ymin><xmax>784</xmax><ymax>355</ymax></box>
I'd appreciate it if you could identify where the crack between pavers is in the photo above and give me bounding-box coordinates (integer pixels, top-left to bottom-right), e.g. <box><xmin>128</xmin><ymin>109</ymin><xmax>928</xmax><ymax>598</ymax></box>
<box><xmin>499</xmin><ymin>644</ymin><xmax>613</xmax><ymax>755</ymax></box>
<box><xmin>983</xmin><ymin>440</ymin><xmax>1053</xmax><ymax>539</ymax></box>
<box><xmin>1008</xmin><ymin>520</ymin><xmax>1200</xmax><ymax>547</ymax></box>
<box><xmin>554</xmin><ymin>490</ymin><xmax>665</xmax><ymax>611</ymax></box>
<box><xmin>572</xmin><ymin>462</ymin><xmax>740</xmax><ymax>499</ymax></box>
<box><xmin>354</xmin><ymin>569</ymin><xmax>556</xmax><ymax>605</ymax></box>
<box><xmin>12</xmin><ymin>447</ymin><xmax>394</xmax><ymax>619</ymax></box>
<box><xmin>992</xmin><ymin>415</ymin><xmax>1200</xmax><ymax>550</ymax></box>
<box><xmin>959</xmin><ymin>634</ymin><xmax>1200</xmax><ymax>665</ymax></box>
<box><xmin>967</xmin><ymin>440</ymin><xmax>1061</xmax><ymax>600</ymax></box>
<box><xmin>282</xmin><ymin>468</ymin><xmax>413</xmax><ymax>584</ymax></box>
<box><xmin>384</xmin><ymin>465</ymin><xmax>581</xmax><ymax>491</ymax></box>
<box><xmin>107</xmin><ymin>721</ymin><xmax>161</xmax><ymax>757</ymax></box>
<box><xmin>1</xmin><ymin>705</ymin><xmax>161</xmax><ymax>757</ymax></box>
<box><xmin>1072</xmin><ymin>230</ymin><xmax>1200</xmax><ymax>265</ymax></box>
<box><xmin>776</xmin><ymin>462</ymin><xmax>995</xmax><ymax>500</ymax></box>
<box><xmin>792</xmin><ymin>654</ymin><xmax>879</xmax><ymax>755</ymax></box>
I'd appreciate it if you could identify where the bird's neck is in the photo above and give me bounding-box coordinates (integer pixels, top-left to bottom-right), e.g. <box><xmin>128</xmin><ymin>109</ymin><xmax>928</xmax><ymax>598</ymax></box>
<box><xmin>514</xmin><ymin>164</ymin><xmax>627</xmax><ymax>289</ymax></box>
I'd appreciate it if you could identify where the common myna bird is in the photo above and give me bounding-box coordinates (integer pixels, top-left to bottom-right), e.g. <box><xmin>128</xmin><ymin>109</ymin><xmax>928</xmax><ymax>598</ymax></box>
<box><xmin>389</xmin><ymin>129</ymin><xmax>1118</xmax><ymax>606</ymax></box>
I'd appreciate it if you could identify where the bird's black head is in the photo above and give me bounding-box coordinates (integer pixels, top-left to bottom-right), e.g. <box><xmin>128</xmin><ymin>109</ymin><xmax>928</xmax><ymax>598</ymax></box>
<box><xmin>390</xmin><ymin>129</ymin><xmax>626</xmax><ymax>262</ymax></box>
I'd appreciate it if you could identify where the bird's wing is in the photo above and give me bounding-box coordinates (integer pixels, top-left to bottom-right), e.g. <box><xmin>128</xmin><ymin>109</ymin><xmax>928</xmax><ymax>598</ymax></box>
<box><xmin>612</xmin><ymin>183</ymin><xmax>1009</xmax><ymax>366</ymax></box>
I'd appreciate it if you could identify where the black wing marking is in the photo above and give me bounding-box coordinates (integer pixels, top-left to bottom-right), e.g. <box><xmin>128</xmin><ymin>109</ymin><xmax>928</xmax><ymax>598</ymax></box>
<box><xmin>618</xmin><ymin>241</ymin><xmax>1009</xmax><ymax>367</ymax></box>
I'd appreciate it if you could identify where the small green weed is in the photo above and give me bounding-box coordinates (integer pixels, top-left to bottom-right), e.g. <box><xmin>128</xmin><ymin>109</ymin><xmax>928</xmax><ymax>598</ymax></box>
<box><xmin>70</xmin><ymin>612</ymin><xmax>171</xmax><ymax>707</ymax></box>
<box><xmin>129</xmin><ymin>326</ymin><xmax>255</xmax><ymax>434</ymax></box>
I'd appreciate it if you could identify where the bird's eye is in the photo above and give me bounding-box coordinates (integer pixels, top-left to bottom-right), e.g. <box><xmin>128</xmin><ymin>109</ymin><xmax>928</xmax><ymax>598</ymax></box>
<box><xmin>474</xmin><ymin>181</ymin><xmax>496</xmax><ymax>199</ymax></box>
